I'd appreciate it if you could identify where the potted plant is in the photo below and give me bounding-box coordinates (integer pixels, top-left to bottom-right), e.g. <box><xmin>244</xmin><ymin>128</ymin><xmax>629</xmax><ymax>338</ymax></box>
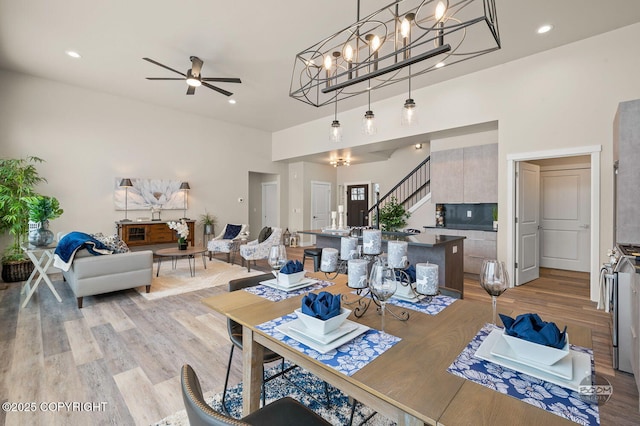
<box><xmin>0</xmin><ymin>156</ymin><xmax>46</xmax><ymax>282</ymax></box>
<box><xmin>198</xmin><ymin>211</ymin><xmax>216</xmax><ymax>236</ymax></box>
<box><xmin>378</xmin><ymin>197</ymin><xmax>411</xmax><ymax>232</ymax></box>
<box><xmin>492</xmin><ymin>206</ymin><xmax>498</xmax><ymax>230</ymax></box>
<box><xmin>25</xmin><ymin>195</ymin><xmax>63</xmax><ymax>247</ymax></box>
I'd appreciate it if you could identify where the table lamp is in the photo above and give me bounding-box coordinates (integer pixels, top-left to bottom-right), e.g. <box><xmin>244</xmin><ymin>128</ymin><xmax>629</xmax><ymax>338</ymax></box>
<box><xmin>180</xmin><ymin>182</ymin><xmax>190</xmax><ymax>219</ymax></box>
<box><xmin>119</xmin><ymin>178</ymin><xmax>133</xmax><ymax>222</ymax></box>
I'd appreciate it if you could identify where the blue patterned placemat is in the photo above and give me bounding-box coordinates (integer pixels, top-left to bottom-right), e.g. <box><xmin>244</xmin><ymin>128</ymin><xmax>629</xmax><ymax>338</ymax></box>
<box><xmin>447</xmin><ymin>324</ymin><xmax>599</xmax><ymax>425</ymax></box>
<box><xmin>244</xmin><ymin>280</ymin><xmax>335</xmax><ymax>302</ymax></box>
<box><xmin>350</xmin><ymin>291</ymin><xmax>456</xmax><ymax>316</ymax></box>
<box><xmin>257</xmin><ymin>313</ymin><xmax>401</xmax><ymax>376</ymax></box>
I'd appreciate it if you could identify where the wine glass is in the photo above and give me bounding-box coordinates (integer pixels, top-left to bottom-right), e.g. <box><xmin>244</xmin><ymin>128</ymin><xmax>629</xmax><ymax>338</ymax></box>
<box><xmin>268</xmin><ymin>245</ymin><xmax>288</xmax><ymax>287</ymax></box>
<box><xmin>479</xmin><ymin>260</ymin><xmax>509</xmax><ymax>326</ymax></box>
<box><xmin>369</xmin><ymin>261</ymin><xmax>397</xmax><ymax>332</ymax></box>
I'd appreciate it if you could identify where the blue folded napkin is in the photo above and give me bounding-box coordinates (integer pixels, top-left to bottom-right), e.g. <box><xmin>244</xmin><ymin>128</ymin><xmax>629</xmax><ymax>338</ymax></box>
<box><xmin>301</xmin><ymin>291</ymin><xmax>341</xmax><ymax>320</ymax></box>
<box><xmin>280</xmin><ymin>260</ymin><xmax>304</xmax><ymax>274</ymax></box>
<box><xmin>499</xmin><ymin>313</ymin><xmax>567</xmax><ymax>349</ymax></box>
<box><xmin>395</xmin><ymin>265</ymin><xmax>416</xmax><ymax>283</ymax></box>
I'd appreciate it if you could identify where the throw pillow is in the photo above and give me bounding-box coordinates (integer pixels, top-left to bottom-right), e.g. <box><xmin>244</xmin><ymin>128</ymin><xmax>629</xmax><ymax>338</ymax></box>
<box><xmin>258</xmin><ymin>226</ymin><xmax>272</xmax><ymax>243</ymax></box>
<box><xmin>223</xmin><ymin>224</ymin><xmax>242</xmax><ymax>240</ymax></box>
<box><xmin>93</xmin><ymin>234</ymin><xmax>130</xmax><ymax>254</ymax></box>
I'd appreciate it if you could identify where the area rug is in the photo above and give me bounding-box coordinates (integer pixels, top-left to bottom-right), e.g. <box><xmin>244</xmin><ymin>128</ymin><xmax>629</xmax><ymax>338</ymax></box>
<box><xmin>138</xmin><ymin>258</ymin><xmax>262</xmax><ymax>300</ymax></box>
<box><xmin>153</xmin><ymin>363</ymin><xmax>395</xmax><ymax>426</ymax></box>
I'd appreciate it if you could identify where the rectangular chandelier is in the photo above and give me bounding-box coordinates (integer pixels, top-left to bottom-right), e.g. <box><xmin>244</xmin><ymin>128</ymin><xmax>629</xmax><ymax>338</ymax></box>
<box><xmin>289</xmin><ymin>0</ymin><xmax>500</xmax><ymax>108</ymax></box>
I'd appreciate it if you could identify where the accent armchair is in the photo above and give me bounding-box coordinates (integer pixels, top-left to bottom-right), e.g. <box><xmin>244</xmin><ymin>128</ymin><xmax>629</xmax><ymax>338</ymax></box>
<box><xmin>239</xmin><ymin>227</ymin><xmax>282</xmax><ymax>271</ymax></box>
<box><xmin>207</xmin><ymin>224</ymin><xmax>248</xmax><ymax>263</ymax></box>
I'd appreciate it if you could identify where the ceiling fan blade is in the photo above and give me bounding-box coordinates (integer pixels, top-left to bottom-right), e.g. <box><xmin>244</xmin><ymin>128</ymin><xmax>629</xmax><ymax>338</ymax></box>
<box><xmin>186</xmin><ymin>85</ymin><xmax>196</xmax><ymax>95</ymax></box>
<box><xmin>146</xmin><ymin>78</ymin><xmax>185</xmax><ymax>80</ymax></box>
<box><xmin>190</xmin><ymin>56</ymin><xmax>204</xmax><ymax>77</ymax></box>
<box><xmin>202</xmin><ymin>77</ymin><xmax>242</xmax><ymax>83</ymax></box>
<box><xmin>142</xmin><ymin>58</ymin><xmax>186</xmax><ymax>77</ymax></box>
<box><xmin>202</xmin><ymin>82</ymin><xmax>232</xmax><ymax>96</ymax></box>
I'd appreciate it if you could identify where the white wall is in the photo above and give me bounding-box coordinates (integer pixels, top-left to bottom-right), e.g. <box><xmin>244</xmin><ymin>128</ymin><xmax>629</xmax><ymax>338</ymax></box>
<box><xmin>0</xmin><ymin>69</ymin><xmax>287</xmax><ymax>251</ymax></box>
<box><xmin>273</xmin><ymin>23</ymin><xmax>640</xmax><ymax>273</ymax></box>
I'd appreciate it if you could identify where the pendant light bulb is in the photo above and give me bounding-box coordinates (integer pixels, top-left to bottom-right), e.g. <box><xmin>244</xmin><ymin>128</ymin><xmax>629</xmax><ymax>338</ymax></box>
<box><xmin>330</xmin><ymin>120</ymin><xmax>342</xmax><ymax>142</ymax></box>
<box><xmin>402</xmin><ymin>98</ymin><xmax>417</xmax><ymax>126</ymax></box>
<box><xmin>435</xmin><ymin>1</ymin><xmax>446</xmax><ymax>21</ymax></box>
<box><xmin>362</xmin><ymin>110</ymin><xmax>376</xmax><ymax>135</ymax></box>
<box><xmin>324</xmin><ymin>55</ymin><xmax>332</xmax><ymax>70</ymax></box>
<box><xmin>344</xmin><ymin>44</ymin><xmax>354</xmax><ymax>62</ymax></box>
<box><xmin>401</xmin><ymin>18</ymin><xmax>411</xmax><ymax>38</ymax></box>
<box><xmin>371</xmin><ymin>35</ymin><xmax>381</xmax><ymax>51</ymax></box>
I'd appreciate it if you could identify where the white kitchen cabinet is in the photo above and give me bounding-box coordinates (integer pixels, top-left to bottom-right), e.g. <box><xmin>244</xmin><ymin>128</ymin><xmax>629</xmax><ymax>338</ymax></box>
<box><xmin>422</xmin><ymin>228</ymin><xmax>497</xmax><ymax>274</ymax></box>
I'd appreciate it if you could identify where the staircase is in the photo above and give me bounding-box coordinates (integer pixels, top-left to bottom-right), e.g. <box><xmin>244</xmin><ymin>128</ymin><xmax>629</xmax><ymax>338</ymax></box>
<box><xmin>368</xmin><ymin>155</ymin><xmax>431</xmax><ymax>223</ymax></box>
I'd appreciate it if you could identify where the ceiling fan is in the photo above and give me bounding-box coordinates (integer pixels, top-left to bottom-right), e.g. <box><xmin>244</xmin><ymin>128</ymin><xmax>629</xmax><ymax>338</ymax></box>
<box><xmin>143</xmin><ymin>56</ymin><xmax>241</xmax><ymax>96</ymax></box>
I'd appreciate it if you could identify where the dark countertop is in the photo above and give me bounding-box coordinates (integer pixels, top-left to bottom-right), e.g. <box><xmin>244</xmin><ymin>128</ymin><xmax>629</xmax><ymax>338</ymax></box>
<box><xmin>423</xmin><ymin>225</ymin><xmax>497</xmax><ymax>232</ymax></box>
<box><xmin>299</xmin><ymin>230</ymin><xmax>465</xmax><ymax>248</ymax></box>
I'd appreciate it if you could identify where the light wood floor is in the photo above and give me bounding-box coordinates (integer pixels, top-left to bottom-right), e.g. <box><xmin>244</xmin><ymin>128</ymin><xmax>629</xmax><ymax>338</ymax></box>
<box><xmin>0</xmin><ymin>248</ymin><xmax>638</xmax><ymax>425</ymax></box>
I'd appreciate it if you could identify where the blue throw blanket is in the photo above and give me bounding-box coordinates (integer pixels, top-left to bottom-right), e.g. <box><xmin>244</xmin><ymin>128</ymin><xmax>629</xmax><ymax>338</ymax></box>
<box><xmin>53</xmin><ymin>232</ymin><xmax>112</xmax><ymax>271</ymax></box>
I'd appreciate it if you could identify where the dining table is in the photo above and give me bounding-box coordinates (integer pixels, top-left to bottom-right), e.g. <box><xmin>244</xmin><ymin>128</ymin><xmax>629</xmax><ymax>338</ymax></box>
<box><xmin>201</xmin><ymin>271</ymin><xmax>596</xmax><ymax>426</ymax></box>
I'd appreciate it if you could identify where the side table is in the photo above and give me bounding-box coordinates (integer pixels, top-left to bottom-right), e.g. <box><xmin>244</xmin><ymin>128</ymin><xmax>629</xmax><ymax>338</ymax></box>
<box><xmin>20</xmin><ymin>243</ymin><xmax>62</xmax><ymax>308</ymax></box>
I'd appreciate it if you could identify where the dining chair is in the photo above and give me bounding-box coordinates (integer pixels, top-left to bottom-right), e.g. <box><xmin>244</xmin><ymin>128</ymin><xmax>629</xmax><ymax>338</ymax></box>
<box><xmin>222</xmin><ymin>274</ymin><xmax>331</xmax><ymax>415</ymax></box>
<box><xmin>181</xmin><ymin>364</ymin><xmax>331</xmax><ymax>426</ymax></box>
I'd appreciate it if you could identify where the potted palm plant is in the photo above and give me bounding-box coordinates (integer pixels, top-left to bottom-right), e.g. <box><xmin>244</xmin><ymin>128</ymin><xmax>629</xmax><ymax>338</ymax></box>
<box><xmin>25</xmin><ymin>195</ymin><xmax>63</xmax><ymax>246</ymax></box>
<box><xmin>0</xmin><ymin>156</ymin><xmax>46</xmax><ymax>282</ymax></box>
<box><xmin>198</xmin><ymin>211</ymin><xmax>216</xmax><ymax>236</ymax></box>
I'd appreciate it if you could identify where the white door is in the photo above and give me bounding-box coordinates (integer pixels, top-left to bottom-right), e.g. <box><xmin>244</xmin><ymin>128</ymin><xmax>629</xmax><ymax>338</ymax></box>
<box><xmin>540</xmin><ymin>168</ymin><xmax>590</xmax><ymax>272</ymax></box>
<box><xmin>516</xmin><ymin>162</ymin><xmax>540</xmax><ymax>285</ymax></box>
<box><xmin>262</xmin><ymin>181</ymin><xmax>278</xmax><ymax>228</ymax></box>
<box><xmin>311</xmin><ymin>181</ymin><xmax>331</xmax><ymax>232</ymax></box>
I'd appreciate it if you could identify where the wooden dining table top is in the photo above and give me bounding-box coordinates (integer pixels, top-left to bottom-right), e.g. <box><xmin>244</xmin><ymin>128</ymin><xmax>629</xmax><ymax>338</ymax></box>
<box><xmin>201</xmin><ymin>272</ymin><xmax>593</xmax><ymax>426</ymax></box>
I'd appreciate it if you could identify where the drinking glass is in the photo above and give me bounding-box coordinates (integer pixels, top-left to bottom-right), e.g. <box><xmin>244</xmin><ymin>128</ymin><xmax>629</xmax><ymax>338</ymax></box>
<box><xmin>268</xmin><ymin>245</ymin><xmax>288</xmax><ymax>287</ymax></box>
<box><xmin>369</xmin><ymin>261</ymin><xmax>397</xmax><ymax>332</ymax></box>
<box><xmin>479</xmin><ymin>260</ymin><xmax>509</xmax><ymax>325</ymax></box>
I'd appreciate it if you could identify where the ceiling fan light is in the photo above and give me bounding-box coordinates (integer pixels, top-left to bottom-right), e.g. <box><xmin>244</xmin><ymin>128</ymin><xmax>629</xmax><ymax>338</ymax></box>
<box><xmin>186</xmin><ymin>77</ymin><xmax>201</xmax><ymax>87</ymax></box>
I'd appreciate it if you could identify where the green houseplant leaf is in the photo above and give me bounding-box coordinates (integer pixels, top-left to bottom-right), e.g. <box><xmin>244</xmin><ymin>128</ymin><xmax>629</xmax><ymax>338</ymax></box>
<box><xmin>378</xmin><ymin>196</ymin><xmax>411</xmax><ymax>232</ymax></box>
<box><xmin>24</xmin><ymin>195</ymin><xmax>63</xmax><ymax>223</ymax></box>
<box><xmin>0</xmin><ymin>156</ymin><xmax>47</xmax><ymax>261</ymax></box>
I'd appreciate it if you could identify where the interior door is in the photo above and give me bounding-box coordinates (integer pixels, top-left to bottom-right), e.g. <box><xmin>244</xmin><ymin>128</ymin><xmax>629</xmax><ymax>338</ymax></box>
<box><xmin>516</xmin><ymin>162</ymin><xmax>540</xmax><ymax>285</ymax></box>
<box><xmin>346</xmin><ymin>184</ymin><xmax>368</xmax><ymax>227</ymax></box>
<box><xmin>311</xmin><ymin>181</ymin><xmax>331</xmax><ymax>233</ymax></box>
<box><xmin>540</xmin><ymin>168</ymin><xmax>590</xmax><ymax>272</ymax></box>
<box><xmin>262</xmin><ymin>181</ymin><xmax>278</xmax><ymax>227</ymax></box>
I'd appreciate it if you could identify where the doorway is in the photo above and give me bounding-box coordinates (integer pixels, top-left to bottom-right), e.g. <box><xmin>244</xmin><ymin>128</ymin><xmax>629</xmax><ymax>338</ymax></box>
<box><xmin>311</xmin><ymin>181</ymin><xmax>331</xmax><ymax>232</ymax></box>
<box><xmin>507</xmin><ymin>145</ymin><xmax>601</xmax><ymax>301</ymax></box>
<box><xmin>346</xmin><ymin>184</ymin><xmax>369</xmax><ymax>227</ymax></box>
<box><xmin>262</xmin><ymin>181</ymin><xmax>278</xmax><ymax>228</ymax></box>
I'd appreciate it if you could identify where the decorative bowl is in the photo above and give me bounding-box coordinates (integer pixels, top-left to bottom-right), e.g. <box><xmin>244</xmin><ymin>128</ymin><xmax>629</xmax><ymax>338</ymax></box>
<box><xmin>274</xmin><ymin>270</ymin><xmax>305</xmax><ymax>285</ymax></box>
<box><xmin>502</xmin><ymin>331</ymin><xmax>570</xmax><ymax>365</ymax></box>
<box><xmin>294</xmin><ymin>308</ymin><xmax>351</xmax><ymax>336</ymax></box>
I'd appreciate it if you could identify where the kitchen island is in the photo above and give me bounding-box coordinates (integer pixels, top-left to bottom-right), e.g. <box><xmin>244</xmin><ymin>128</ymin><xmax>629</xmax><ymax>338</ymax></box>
<box><xmin>299</xmin><ymin>229</ymin><xmax>466</xmax><ymax>297</ymax></box>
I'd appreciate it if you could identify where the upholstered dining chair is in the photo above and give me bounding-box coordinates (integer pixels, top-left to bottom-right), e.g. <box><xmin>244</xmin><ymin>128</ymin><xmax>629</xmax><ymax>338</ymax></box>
<box><xmin>239</xmin><ymin>227</ymin><xmax>282</xmax><ymax>271</ymax></box>
<box><xmin>181</xmin><ymin>364</ymin><xmax>331</xmax><ymax>426</ymax></box>
<box><xmin>208</xmin><ymin>224</ymin><xmax>249</xmax><ymax>262</ymax></box>
<box><xmin>222</xmin><ymin>274</ymin><xmax>330</xmax><ymax>415</ymax></box>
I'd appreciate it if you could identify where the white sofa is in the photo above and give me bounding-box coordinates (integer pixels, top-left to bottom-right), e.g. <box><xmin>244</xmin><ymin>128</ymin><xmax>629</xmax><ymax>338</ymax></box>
<box><xmin>62</xmin><ymin>248</ymin><xmax>153</xmax><ymax>308</ymax></box>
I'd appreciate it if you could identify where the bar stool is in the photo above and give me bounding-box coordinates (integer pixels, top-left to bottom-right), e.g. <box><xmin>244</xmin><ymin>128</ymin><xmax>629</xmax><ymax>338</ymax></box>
<box><xmin>303</xmin><ymin>248</ymin><xmax>323</xmax><ymax>272</ymax></box>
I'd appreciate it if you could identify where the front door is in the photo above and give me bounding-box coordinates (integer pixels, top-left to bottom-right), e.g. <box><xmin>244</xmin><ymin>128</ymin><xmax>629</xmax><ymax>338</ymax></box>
<box><xmin>347</xmin><ymin>184</ymin><xmax>368</xmax><ymax>227</ymax></box>
<box><xmin>516</xmin><ymin>162</ymin><xmax>540</xmax><ymax>285</ymax></box>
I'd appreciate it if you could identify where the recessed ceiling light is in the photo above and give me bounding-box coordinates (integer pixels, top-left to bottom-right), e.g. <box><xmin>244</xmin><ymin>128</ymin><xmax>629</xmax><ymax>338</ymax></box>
<box><xmin>65</xmin><ymin>50</ymin><xmax>81</xmax><ymax>58</ymax></box>
<box><xmin>537</xmin><ymin>24</ymin><xmax>553</xmax><ymax>34</ymax></box>
<box><xmin>228</xmin><ymin>99</ymin><xmax>236</xmax><ymax>104</ymax></box>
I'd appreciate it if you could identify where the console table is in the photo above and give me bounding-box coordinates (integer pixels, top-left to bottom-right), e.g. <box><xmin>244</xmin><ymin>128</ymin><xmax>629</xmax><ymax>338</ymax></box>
<box><xmin>116</xmin><ymin>220</ymin><xmax>195</xmax><ymax>247</ymax></box>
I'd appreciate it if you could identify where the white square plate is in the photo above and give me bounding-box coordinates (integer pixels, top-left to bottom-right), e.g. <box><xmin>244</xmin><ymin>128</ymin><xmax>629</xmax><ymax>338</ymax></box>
<box><xmin>288</xmin><ymin>318</ymin><xmax>358</xmax><ymax>345</ymax></box>
<box><xmin>475</xmin><ymin>329</ymin><xmax>592</xmax><ymax>391</ymax></box>
<box><xmin>276</xmin><ymin>319</ymin><xmax>369</xmax><ymax>354</ymax></box>
<box><xmin>259</xmin><ymin>277</ymin><xmax>318</xmax><ymax>292</ymax></box>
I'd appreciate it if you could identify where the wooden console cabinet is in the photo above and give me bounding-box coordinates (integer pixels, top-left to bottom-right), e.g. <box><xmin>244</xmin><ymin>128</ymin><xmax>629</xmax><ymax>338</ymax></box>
<box><xmin>117</xmin><ymin>220</ymin><xmax>195</xmax><ymax>247</ymax></box>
